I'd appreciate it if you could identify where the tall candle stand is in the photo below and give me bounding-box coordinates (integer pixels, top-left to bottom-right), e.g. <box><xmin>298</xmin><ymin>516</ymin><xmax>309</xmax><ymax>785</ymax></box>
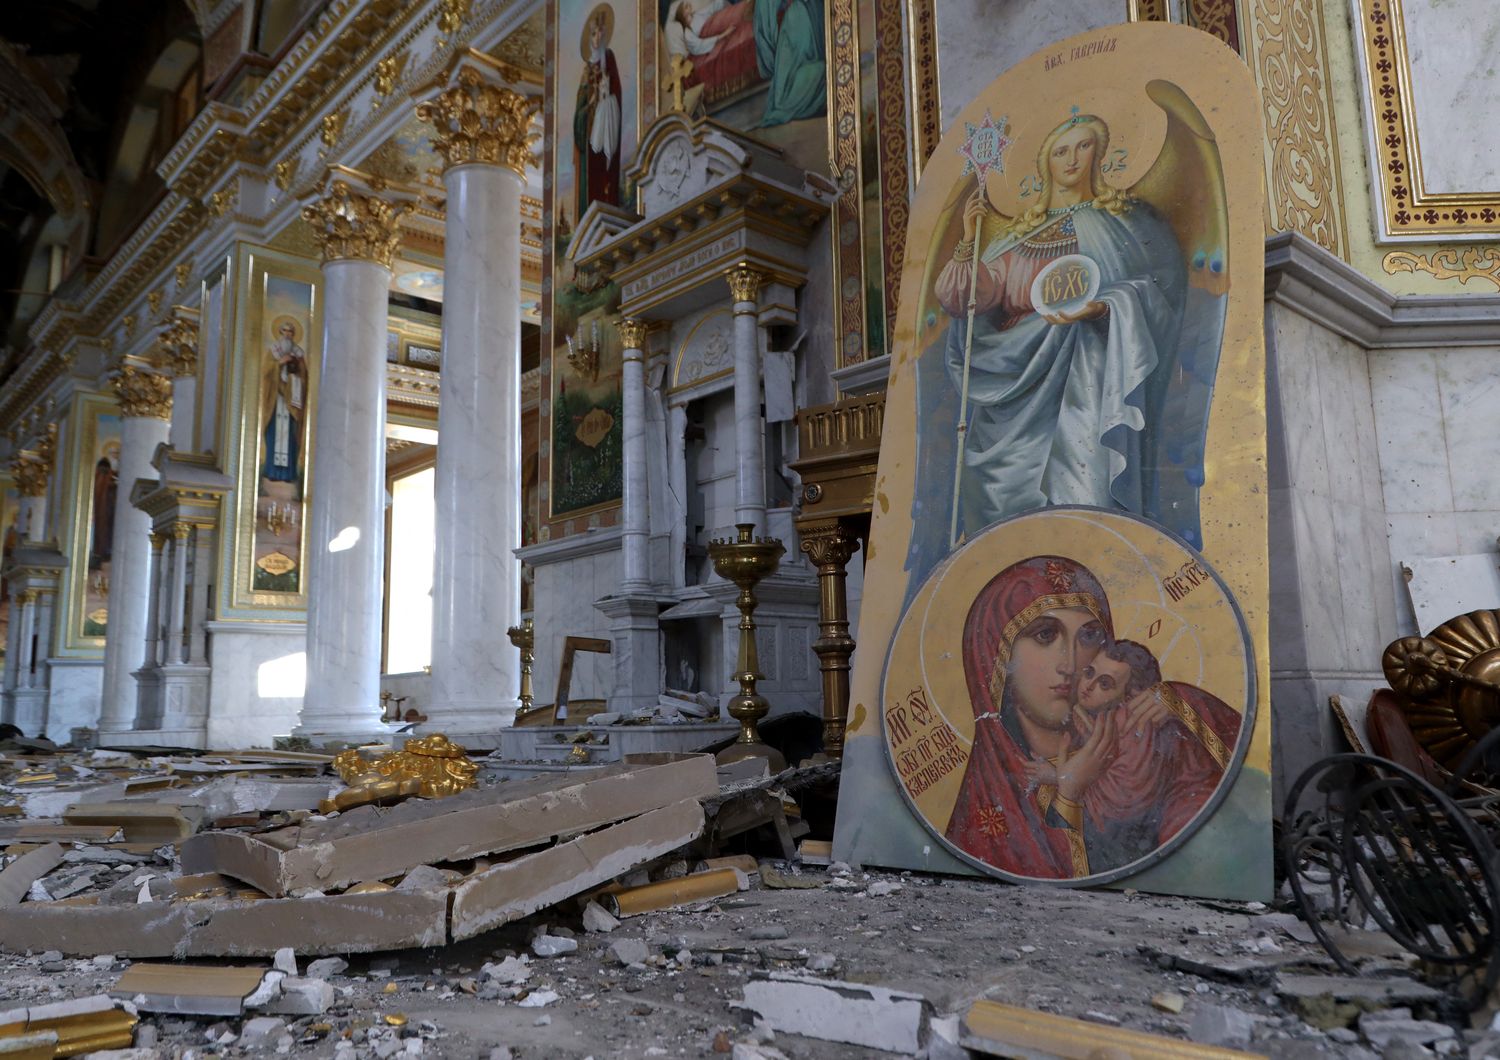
<box><xmin>709</xmin><ymin>523</ymin><xmax>787</xmax><ymax>772</ymax></box>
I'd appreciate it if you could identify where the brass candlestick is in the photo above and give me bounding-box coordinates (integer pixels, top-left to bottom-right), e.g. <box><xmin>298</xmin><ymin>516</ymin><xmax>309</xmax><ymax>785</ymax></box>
<box><xmin>507</xmin><ymin>617</ymin><xmax>535</xmax><ymax>713</ymax></box>
<box><xmin>709</xmin><ymin>523</ymin><xmax>787</xmax><ymax>772</ymax></box>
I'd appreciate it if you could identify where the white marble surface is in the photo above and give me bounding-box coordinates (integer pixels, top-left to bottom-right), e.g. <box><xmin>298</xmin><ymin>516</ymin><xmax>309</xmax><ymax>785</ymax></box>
<box><xmin>1369</xmin><ymin>350</ymin><xmax>1454</xmax><ymax>514</ymax></box>
<box><xmin>1400</xmin><ymin>1</ymin><xmax>1500</xmax><ymax>194</ymax></box>
<box><xmin>620</xmin><ymin>347</ymin><xmax>649</xmax><ymax>591</ymax></box>
<box><xmin>170</xmin><ymin>376</ymin><xmax>197</xmax><ymax>452</ymax></box>
<box><xmin>529</xmin><ymin>545</ymin><xmax>623</xmax><ymax>706</ymax></box>
<box><xmin>427</xmin><ymin>164</ymin><xmax>524</xmax><ymax>732</ymax></box>
<box><xmin>43</xmin><ymin>659</ymin><xmax>103</xmax><ymax>744</ymax></box>
<box><xmin>1434</xmin><ymin>348</ymin><xmax>1500</xmax><ymax>512</ymax></box>
<box><xmin>730</xmin><ymin>302</ymin><xmax>765</xmax><ymax>533</ymax></box>
<box><xmin>98</xmin><ymin>412</ymin><xmax>170</xmax><ymax>733</ymax></box>
<box><xmin>297</xmin><ymin>259</ymin><xmax>390</xmax><ymax>739</ymax></box>
<box><xmin>936</xmin><ymin>0</ymin><xmax>1123</xmax><ymax>129</ymax></box>
<box><xmin>1265</xmin><ymin>303</ymin><xmax>1404</xmax><ymax>796</ymax></box>
<box><xmin>205</xmin><ymin>624</ymin><xmax>308</xmax><ymax>748</ymax></box>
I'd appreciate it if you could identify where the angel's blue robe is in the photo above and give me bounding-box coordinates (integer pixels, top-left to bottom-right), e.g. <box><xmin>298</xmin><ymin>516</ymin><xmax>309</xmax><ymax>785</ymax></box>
<box><xmin>904</xmin><ymin>200</ymin><xmax>1223</xmax><ymax>592</ymax></box>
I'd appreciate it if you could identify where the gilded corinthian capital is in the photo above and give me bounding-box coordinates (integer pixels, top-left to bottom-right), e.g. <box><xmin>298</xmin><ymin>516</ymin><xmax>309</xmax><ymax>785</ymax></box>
<box><xmin>616</xmin><ymin>318</ymin><xmax>649</xmax><ymax>351</ymax></box>
<box><xmin>158</xmin><ymin>309</ymin><xmax>199</xmax><ymax>378</ymax></box>
<box><xmin>300</xmin><ymin>166</ymin><xmax>416</xmax><ymax>269</ymax></box>
<box><xmin>415</xmin><ymin>54</ymin><xmax>541</xmax><ymax>176</ymax></box>
<box><xmin>111</xmin><ymin>363</ymin><xmax>173</xmax><ymax>420</ymax></box>
<box><xmin>724</xmin><ymin>264</ymin><xmax>768</xmax><ymax>305</ymax></box>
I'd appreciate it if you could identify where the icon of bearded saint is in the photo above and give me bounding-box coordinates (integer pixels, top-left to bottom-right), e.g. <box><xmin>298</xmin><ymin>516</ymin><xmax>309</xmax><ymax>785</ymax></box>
<box><xmin>262</xmin><ymin>316</ymin><xmax>307</xmax><ymax>486</ymax></box>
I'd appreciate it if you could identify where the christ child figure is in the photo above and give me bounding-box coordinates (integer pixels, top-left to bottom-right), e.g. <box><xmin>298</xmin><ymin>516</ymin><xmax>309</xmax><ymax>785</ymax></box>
<box><xmin>1024</xmin><ymin>639</ymin><xmax>1234</xmax><ymax>873</ymax></box>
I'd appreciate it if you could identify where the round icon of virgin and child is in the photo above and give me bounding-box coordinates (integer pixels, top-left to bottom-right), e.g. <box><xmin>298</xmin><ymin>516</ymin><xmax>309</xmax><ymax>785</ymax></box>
<box><xmin>882</xmin><ymin>506</ymin><xmax>1256</xmax><ymax>885</ymax></box>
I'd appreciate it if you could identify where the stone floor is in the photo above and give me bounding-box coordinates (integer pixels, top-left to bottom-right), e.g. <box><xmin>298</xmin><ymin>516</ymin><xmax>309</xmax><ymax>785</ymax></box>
<box><xmin>0</xmin><ymin>861</ymin><xmax>1478</xmax><ymax>1059</ymax></box>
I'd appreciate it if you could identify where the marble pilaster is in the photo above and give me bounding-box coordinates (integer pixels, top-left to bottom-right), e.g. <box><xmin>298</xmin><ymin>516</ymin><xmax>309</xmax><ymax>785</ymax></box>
<box><xmin>667</xmin><ymin>404</ymin><xmax>688</xmax><ymax>590</ymax></box>
<box><xmin>295</xmin><ymin>168</ymin><xmax>415</xmax><ymax>743</ymax></box>
<box><xmin>618</xmin><ymin>319</ymin><xmax>650</xmax><ymax>592</ymax></box>
<box><xmin>98</xmin><ymin>365</ymin><xmax>172</xmax><ymax>734</ymax></box>
<box><xmin>142</xmin><ymin>533</ymin><xmax>166</xmax><ymax>668</ymax></box>
<box><xmin>167</xmin><ymin>524</ymin><xmax>190</xmax><ymax>665</ymax></box>
<box><xmin>725</xmin><ymin>266</ymin><xmax>769</xmax><ymax>535</ymax></box>
<box><xmin>416</xmin><ymin>53</ymin><xmax>539</xmax><ymax>739</ymax></box>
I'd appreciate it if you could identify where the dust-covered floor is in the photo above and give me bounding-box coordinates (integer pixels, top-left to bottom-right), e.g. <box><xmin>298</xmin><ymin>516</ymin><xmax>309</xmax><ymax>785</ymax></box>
<box><xmin>0</xmin><ymin>860</ymin><xmax>1477</xmax><ymax>1059</ymax></box>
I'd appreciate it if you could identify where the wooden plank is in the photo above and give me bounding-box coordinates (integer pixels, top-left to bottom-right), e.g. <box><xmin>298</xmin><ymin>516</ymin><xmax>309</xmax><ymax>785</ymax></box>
<box><xmin>110</xmin><ymin>964</ymin><xmax>267</xmax><ymax>1016</ymax></box>
<box><xmin>63</xmin><ymin>802</ymin><xmax>200</xmax><ymax>844</ymax></box>
<box><xmin>960</xmin><ymin>999</ymin><xmax>1266</xmax><ymax>1060</ymax></box>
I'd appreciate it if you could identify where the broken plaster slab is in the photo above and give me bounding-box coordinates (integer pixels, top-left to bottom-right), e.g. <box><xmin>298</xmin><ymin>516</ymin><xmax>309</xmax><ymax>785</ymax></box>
<box><xmin>740</xmin><ymin>972</ymin><xmax>930</xmax><ymax>1054</ymax></box>
<box><xmin>451</xmin><ymin>798</ymin><xmax>706</xmax><ymax>940</ymax></box>
<box><xmin>182</xmin><ymin>754</ymin><xmax>718</xmax><ymax>897</ymax></box>
<box><xmin>0</xmin><ymin>886</ymin><xmax>448</xmax><ymax>959</ymax></box>
<box><xmin>0</xmin><ymin>843</ymin><xmax>64</xmax><ymax>906</ymax></box>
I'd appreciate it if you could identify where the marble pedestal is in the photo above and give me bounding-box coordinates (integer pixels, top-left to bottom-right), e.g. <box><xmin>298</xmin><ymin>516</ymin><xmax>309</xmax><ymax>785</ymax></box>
<box><xmin>701</xmin><ymin>572</ymin><xmax>822</xmax><ymax>720</ymax></box>
<box><xmin>595</xmin><ymin>593</ymin><xmax>666</xmax><ymax>714</ymax></box>
<box><xmin>130</xmin><ymin>663</ymin><xmax>211</xmax><ymax>748</ymax></box>
<box><xmin>7</xmin><ymin>689</ymin><xmax>48</xmax><ymax>737</ymax></box>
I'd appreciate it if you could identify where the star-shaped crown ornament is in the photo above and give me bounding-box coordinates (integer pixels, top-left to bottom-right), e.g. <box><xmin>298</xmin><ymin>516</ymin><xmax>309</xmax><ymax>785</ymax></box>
<box><xmin>958</xmin><ymin>110</ymin><xmax>1011</xmax><ymax>181</ymax></box>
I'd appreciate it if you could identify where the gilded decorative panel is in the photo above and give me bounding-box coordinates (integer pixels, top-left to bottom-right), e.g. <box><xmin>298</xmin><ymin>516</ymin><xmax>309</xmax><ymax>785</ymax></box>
<box><xmin>1352</xmin><ymin>0</ymin><xmax>1500</xmax><ymax>241</ymax></box>
<box><xmin>222</xmin><ymin>245</ymin><xmax>322</xmax><ymax>617</ymax></box>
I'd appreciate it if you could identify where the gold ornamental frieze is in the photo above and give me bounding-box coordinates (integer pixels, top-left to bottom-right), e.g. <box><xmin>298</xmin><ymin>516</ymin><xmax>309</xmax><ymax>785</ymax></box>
<box><xmin>300</xmin><ymin>166</ymin><xmax>415</xmax><ymax>268</ymax></box>
<box><xmin>416</xmin><ymin>56</ymin><xmax>541</xmax><ymax>177</ymax></box>
<box><xmin>110</xmin><ymin>363</ymin><xmax>173</xmax><ymax>420</ymax></box>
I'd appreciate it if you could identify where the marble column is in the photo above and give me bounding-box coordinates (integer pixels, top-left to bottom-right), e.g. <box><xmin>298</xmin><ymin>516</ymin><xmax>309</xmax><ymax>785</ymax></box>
<box><xmin>725</xmin><ymin>266</ymin><xmax>768</xmax><ymax>535</ymax></box>
<box><xmin>667</xmin><ymin>404</ymin><xmax>688</xmax><ymax>589</ymax></box>
<box><xmin>618</xmin><ymin>319</ymin><xmax>651</xmax><ymax>592</ymax></box>
<box><xmin>98</xmin><ymin>364</ymin><xmax>172</xmax><ymax>734</ymax></box>
<box><xmin>416</xmin><ymin>54</ymin><xmax>539</xmax><ymax>736</ymax></box>
<box><xmin>295</xmin><ymin>167</ymin><xmax>415</xmax><ymax>742</ymax></box>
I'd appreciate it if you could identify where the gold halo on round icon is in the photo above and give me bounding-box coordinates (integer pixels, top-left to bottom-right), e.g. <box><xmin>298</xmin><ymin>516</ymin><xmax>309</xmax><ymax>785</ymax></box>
<box><xmin>880</xmin><ymin>507</ymin><xmax>1254</xmax><ymax>886</ymax></box>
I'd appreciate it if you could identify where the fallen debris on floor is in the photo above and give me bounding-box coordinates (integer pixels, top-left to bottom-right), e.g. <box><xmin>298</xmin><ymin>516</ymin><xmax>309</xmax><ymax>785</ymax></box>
<box><xmin>740</xmin><ymin>972</ymin><xmax>929</xmax><ymax>1053</ymax></box>
<box><xmin>960</xmin><ymin>998</ymin><xmax>1266</xmax><ymax>1059</ymax></box>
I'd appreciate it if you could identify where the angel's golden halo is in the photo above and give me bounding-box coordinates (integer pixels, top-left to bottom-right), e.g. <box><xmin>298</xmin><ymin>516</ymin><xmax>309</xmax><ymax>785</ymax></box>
<box><xmin>977</xmin><ymin>88</ymin><xmax>1169</xmax><ymax>219</ymax></box>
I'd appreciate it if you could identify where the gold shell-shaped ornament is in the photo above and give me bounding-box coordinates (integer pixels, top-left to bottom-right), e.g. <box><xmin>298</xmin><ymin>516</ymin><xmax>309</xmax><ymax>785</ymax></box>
<box><xmin>1386</xmin><ymin>610</ymin><xmax>1500</xmax><ymax>769</ymax></box>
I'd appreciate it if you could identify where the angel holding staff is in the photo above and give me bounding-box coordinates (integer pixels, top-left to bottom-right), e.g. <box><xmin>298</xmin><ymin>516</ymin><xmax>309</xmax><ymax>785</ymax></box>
<box><xmin>933</xmin><ymin>85</ymin><xmax>1228</xmax><ymax>558</ymax></box>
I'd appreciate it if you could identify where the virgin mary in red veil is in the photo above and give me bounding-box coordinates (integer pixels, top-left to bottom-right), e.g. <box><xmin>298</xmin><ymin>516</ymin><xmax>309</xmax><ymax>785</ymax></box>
<box><xmin>944</xmin><ymin>555</ymin><xmax>1114</xmax><ymax>878</ymax></box>
<box><xmin>942</xmin><ymin>554</ymin><xmax>1243</xmax><ymax>880</ymax></box>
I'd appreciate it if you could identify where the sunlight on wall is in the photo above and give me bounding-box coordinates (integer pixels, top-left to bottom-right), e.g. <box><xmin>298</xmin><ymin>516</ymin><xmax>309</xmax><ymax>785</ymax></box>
<box><xmin>328</xmin><ymin>526</ymin><xmax>361</xmax><ymax>552</ymax></box>
<box><xmin>386</xmin><ymin>466</ymin><xmax>435</xmax><ymax>675</ymax></box>
<box><xmin>257</xmin><ymin>651</ymin><xmax>307</xmax><ymax>698</ymax></box>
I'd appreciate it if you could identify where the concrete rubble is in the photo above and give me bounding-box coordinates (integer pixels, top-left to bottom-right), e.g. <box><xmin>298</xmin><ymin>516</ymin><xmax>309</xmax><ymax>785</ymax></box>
<box><xmin>0</xmin><ymin>738</ymin><xmax>1489</xmax><ymax>1058</ymax></box>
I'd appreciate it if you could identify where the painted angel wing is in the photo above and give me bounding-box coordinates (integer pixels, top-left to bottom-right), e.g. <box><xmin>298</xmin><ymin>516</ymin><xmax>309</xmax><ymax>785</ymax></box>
<box><xmin>1130</xmin><ymin>80</ymin><xmax>1229</xmax><ymax>297</ymax></box>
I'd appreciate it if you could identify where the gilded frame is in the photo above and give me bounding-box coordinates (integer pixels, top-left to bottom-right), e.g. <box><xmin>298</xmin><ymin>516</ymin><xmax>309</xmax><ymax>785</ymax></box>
<box><xmin>58</xmin><ymin>392</ymin><xmax>119</xmax><ymax>655</ymax></box>
<box><xmin>221</xmin><ymin>244</ymin><xmax>322</xmax><ymax>618</ymax></box>
<box><xmin>1350</xmin><ymin>0</ymin><xmax>1500</xmax><ymax>240</ymax></box>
